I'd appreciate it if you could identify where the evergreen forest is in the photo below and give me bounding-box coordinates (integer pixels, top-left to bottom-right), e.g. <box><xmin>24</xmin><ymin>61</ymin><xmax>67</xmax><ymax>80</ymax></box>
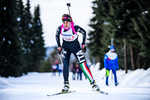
<box><xmin>87</xmin><ymin>0</ymin><xmax>150</xmax><ymax>72</ymax></box>
<box><xmin>0</xmin><ymin>0</ymin><xmax>45</xmax><ymax>77</ymax></box>
<box><xmin>0</xmin><ymin>0</ymin><xmax>150</xmax><ymax>77</ymax></box>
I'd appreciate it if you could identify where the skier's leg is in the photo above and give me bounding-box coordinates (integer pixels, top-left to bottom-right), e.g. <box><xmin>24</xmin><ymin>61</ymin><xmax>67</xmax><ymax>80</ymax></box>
<box><xmin>61</xmin><ymin>48</ymin><xmax>71</xmax><ymax>92</ymax></box>
<box><xmin>73</xmin><ymin>50</ymin><xmax>100</xmax><ymax>91</ymax></box>
<box><xmin>106</xmin><ymin>69</ymin><xmax>110</xmax><ymax>86</ymax></box>
<box><xmin>69</xmin><ymin>41</ymin><xmax>99</xmax><ymax>91</ymax></box>
<box><xmin>62</xmin><ymin>48</ymin><xmax>71</xmax><ymax>81</ymax></box>
<box><xmin>80</xmin><ymin>61</ymin><xmax>94</xmax><ymax>82</ymax></box>
<box><xmin>80</xmin><ymin>61</ymin><xmax>99</xmax><ymax>91</ymax></box>
<box><xmin>73</xmin><ymin>50</ymin><xmax>94</xmax><ymax>82</ymax></box>
<box><xmin>112</xmin><ymin>69</ymin><xmax>118</xmax><ymax>86</ymax></box>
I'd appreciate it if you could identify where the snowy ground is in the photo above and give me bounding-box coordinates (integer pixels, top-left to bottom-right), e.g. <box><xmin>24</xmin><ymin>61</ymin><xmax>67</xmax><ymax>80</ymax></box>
<box><xmin>0</xmin><ymin>64</ymin><xmax>150</xmax><ymax>100</ymax></box>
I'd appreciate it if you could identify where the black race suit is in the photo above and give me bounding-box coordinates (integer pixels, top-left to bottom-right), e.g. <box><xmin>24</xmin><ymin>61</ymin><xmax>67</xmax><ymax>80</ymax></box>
<box><xmin>56</xmin><ymin>24</ymin><xmax>94</xmax><ymax>82</ymax></box>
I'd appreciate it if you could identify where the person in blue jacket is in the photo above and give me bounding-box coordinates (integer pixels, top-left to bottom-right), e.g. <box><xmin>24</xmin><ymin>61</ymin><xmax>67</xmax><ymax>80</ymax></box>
<box><xmin>104</xmin><ymin>46</ymin><xmax>119</xmax><ymax>86</ymax></box>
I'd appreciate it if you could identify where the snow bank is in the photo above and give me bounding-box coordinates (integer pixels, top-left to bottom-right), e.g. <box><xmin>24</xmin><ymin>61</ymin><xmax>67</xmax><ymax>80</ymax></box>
<box><xmin>90</xmin><ymin>62</ymin><xmax>100</xmax><ymax>73</ymax></box>
<box><xmin>120</xmin><ymin>69</ymin><xmax>150</xmax><ymax>87</ymax></box>
<box><xmin>91</xmin><ymin>63</ymin><xmax>150</xmax><ymax>87</ymax></box>
<box><xmin>0</xmin><ymin>77</ymin><xmax>12</xmax><ymax>89</ymax></box>
<box><xmin>0</xmin><ymin>64</ymin><xmax>150</xmax><ymax>89</ymax></box>
<box><xmin>0</xmin><ymin>64</ymin><xmax>149</xmax><ymax>100</ymax></box>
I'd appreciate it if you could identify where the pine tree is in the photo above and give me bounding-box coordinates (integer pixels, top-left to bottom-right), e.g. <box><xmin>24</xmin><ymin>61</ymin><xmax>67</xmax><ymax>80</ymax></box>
<box><xmin>131</xmin><ymin>0</ymin><xmax>150</xmax><ymax>69</ymax></box>
<box><xmin>0</xmin><ymin>0</ymin><xmax>23</xmax><ymax>77</ymax></box>
<box><xmin>88</xmin><ymin>0</ymin><xmax>150</xmax><ymax>70</ymax></box>
<box><xmin>40</xmin><ymin>57</ymin><xmax>52</xmax><ymax>72</ymax></box>
<box><xmin>32</xmin><ymin>5</ymin><xmax>46</xmax><ymax>71</ymax></box>
<box><xmin>17</xmin><ymin>0</ymin><xmax>27</xmax><ymax>72</ymax></box>
<box><xmin>22</xmin><ymin>0</ymin><xmax>34</xmax><ymax>73</ymax></box>
<box><xmin>87</xmin><ymin>0</ymin><xmax>110</xmax><ymax>66</ymax></box>
<box><xmin>109</xmin><ymin>0</ymin><xmax>149</xmax><ymax>70</ymax></box>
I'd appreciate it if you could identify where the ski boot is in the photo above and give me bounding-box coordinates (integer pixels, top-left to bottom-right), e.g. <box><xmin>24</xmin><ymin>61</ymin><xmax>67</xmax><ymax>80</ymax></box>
<box><xmin>106</xmin><ymin>83</ymin><xmax>109</xmax><ymax>86</ymax></box>
<box><xmin>115</xmin><ymin>82</ymin><xmax>119</xmax><ymax>86</ymax></box>
<box><xmin>90</xmin><ymin>80</ymin><xmax>100</xmax><ymax>92</ymax></box>
<box><xmin>61</xmin><ymin>81</ymin><xmax>70</xmax><ymax>93</ymax></box>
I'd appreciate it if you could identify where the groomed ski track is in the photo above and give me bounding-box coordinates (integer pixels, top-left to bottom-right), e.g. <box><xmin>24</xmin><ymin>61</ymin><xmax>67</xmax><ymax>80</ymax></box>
<box><xmin>0</xmin><ymin>70</ymin><xmax>150</xmax><ymax>100</ymax></box>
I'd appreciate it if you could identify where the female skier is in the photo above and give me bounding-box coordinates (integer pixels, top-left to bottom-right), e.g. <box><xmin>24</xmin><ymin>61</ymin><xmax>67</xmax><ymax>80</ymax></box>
<box><xmin>56</xmin><ymin>14</ymin><xmax>100</xmax><ymax>93</ymax></box>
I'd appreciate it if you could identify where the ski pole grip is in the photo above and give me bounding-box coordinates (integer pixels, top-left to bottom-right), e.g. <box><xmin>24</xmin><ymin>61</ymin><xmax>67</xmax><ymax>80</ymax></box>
<box><xmin>67</xmin><ymin>3</ymin><xmax>71</xmax><ymax>7</ymax></box>
<box><xmin>82</xmin><ymin>45</ymin><xmax>86</xmax><ymax>48</ymax></box>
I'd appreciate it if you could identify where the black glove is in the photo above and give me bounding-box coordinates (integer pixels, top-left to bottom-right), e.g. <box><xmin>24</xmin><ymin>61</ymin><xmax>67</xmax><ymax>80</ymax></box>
<box><xmin>58</xmin><ymin>47</ymin><xmax>62</xmax><ymax>54</ymax></box>
<box><xmin>82</xmin><ymin>45</ymin><xmax>86</xmax><ymax>53</ymax></box>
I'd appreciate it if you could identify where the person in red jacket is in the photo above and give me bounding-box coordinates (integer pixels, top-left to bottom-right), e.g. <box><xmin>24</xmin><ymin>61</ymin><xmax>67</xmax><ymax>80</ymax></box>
<box><xmin>56</xmin><ymin>14</ymin><xmax>100</xmax><ymax>93</ymax></box>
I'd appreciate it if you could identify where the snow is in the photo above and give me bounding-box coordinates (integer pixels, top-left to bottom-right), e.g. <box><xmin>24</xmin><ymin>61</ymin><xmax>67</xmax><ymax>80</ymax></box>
<box><xmin>0</xmin><ymin>64</ymin><xmax>150</xmax><ymax>100</ymax></box>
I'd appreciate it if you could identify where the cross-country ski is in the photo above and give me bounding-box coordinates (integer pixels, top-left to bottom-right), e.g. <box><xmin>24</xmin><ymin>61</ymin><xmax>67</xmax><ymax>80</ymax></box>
<box><xmin>47</xmin><ymin>90</ymin><xmax>108</xmax><ymax>97</ymax></box>
<box><xmin>92</xmin><ymin>90</ymin><xmax>108</xmax><ymax>95</ymax></box>
<box><xmin>47</xmin><ymin>91</ymin><xmax>76</xmax><ymax>96</ymax></box>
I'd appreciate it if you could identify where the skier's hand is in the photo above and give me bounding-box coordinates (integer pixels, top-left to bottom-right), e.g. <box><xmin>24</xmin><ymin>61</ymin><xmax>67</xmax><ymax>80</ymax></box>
<box><xmin>58</xmin><ymin>47</ymin><xmax>62</xmax><ymax>54</ymax></box>
<box><xmin>82</xmin><ymin>45</ymin><xmax>86</xmax><ymax>53</ymax></box>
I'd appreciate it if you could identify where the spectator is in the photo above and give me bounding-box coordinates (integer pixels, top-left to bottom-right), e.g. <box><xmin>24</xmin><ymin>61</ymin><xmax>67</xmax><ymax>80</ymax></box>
<box><xmin>104</xmin><ymin>46</ymin><xmax>119</xmax><ymax>86</ymax></box>
<box><xmin>51</xmin><ymin>64</ymin><xmax>57</xmax><ymax>77</ymax></box>
<box><xmin>76</xmin><ymin>64</ymin><xmax>83</xmax><ymax>80</ymax></box>
<box><xmin>71</xmin><ymin>62</ymin><xmax>76</xmax><ymax>80</ymax></box>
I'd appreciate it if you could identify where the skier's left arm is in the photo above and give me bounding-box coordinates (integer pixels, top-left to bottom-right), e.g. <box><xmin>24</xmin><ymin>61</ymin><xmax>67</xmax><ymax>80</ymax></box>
<box><xmin>74</xmin><ymin>25</ymin><xmax>86</xmax><ymax>45</ymax></box>
<box><xmin>75</xmin><ymin>25</ymin><xmax>86</xmax><ymax>52</ymax></box>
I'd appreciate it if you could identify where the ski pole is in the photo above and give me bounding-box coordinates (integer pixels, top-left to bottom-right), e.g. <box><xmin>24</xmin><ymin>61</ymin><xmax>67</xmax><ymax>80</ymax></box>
<box><xmin>102</xmin><ymin>74</ymin><xmax>106</xmax><ymax>80</ymax></box>
<box><xmin>67</xmin><ymin>3</ymin><xmax>71</xmax><ymax>16</ymax></box>
<box><xmin>58</xmin><ymin>53</ymin><xmax>63</xmax><ymax>67</ymax></box>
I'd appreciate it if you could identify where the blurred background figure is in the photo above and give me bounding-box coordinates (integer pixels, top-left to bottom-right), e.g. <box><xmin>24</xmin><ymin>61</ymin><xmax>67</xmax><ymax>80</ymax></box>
<box><xmin>55</xmin><ymin>61</ymin><xmax>62</xmax><ymax>76</ymax></box>
<box><xmin>58</xmin><ymin>63</ymin><xmax>63</xmax><ymax>76</ymax></box>
<box><xmin>71</xmin><ymin>62</ymin><xmax>76</xmax><ymax>80</ymax></box>
<box><xmin>76</xmin><ymin>64</ymin><xmax>83</xmax><ymax>80</ymax></box>
<box><xmin>51</xmin><ymin>64</ymin><xmax>57</xmax><ymax>77</ymax></box>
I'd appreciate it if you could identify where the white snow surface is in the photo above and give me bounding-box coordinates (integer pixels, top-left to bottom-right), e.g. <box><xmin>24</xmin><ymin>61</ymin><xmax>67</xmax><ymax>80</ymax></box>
<box><xmin>0</xmin><ymin>64</ymin><xmax>150</xmax><ymax>100</ymax></box>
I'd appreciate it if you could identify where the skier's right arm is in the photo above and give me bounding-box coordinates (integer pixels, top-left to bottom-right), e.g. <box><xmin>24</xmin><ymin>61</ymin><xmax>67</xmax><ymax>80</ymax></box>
<box><xmin>56</xmin><ymin>26</ymin><xmax>62</xmax><ymax>54</ymax></box>
<box><xmin>56</xmin><ymin>26</ymin><xmax>61</xmax><ymax>47</ymax></box>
